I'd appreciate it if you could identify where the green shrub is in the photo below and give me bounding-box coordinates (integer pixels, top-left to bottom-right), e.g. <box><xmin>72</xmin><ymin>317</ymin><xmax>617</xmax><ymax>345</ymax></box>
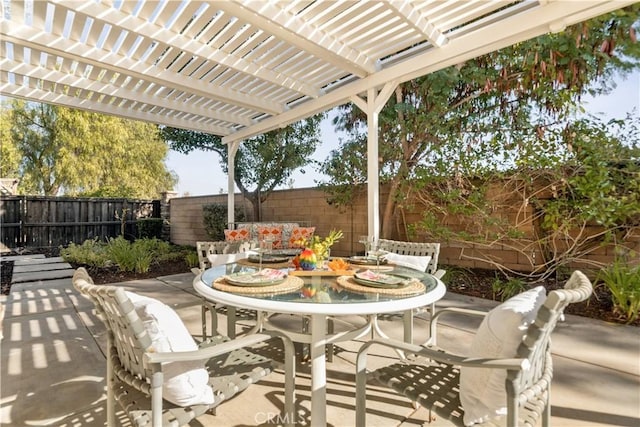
<box><xmin>60</xmin><ymin>238</ymin><xmax>109</xmax><ymax>267</ymax></box>
<box><xmin>202</xmin><ymin>203</ymin><xmax>245</xmax><ymax>240</ymax></box>
<box><xmin>597</xmin><ymin>258</ymin><xmax>640</xmax><ymax>324</ymax></box>
<box><xmin>492</xmin><ymin>276</ymin><xmax>528</xmax><ymax>301</ymax></box>
<box><xmin>107</xmin><ymin>236</ymin><xmax>138</xmax><ymax>272</ymax></box>
<box><xmin>64</xmin><ymin>237</ymin><xmax>189</xmax><ymax>274</ymax></box>
<box><xmin>184</xmin><ymin>251</ymin><xmax>199</xmax><ymax>268</ymax></box>
<box><xmin>133</xmin><ymin>237</ymin><xmax>171</xmax><ymax>257</ymax></box>
<box><xmin>137</xmin><ymin>218</ymin><xmax>164</xmax><ymax>239</ymax></box>
<box><xmin>439</xmin><ymin>265</ymin><xmax>470</xmax><ymax>286</ymax></box>
<box><xmin>132</xmin><ymin>248</ymin><xmax>153</xmax><ymax>273</ymax></box>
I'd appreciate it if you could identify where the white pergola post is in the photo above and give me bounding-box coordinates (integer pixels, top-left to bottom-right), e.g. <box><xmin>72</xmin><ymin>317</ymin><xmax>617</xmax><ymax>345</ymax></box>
<box><xmin>350</xmin><ymin>81</ymin><xmax>398</xmax><ymax>240</ymax></box>
<box><xmin>227</xmin><ymin>141</ymin><xmax>241</xmax><ymax>226</ymax></box>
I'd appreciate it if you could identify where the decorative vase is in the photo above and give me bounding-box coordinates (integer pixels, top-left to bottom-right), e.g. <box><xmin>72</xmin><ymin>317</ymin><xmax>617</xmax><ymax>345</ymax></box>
<box><xmin>299</xmin><ymin>248</ymin><xmax>317</xmax><ymax>270</ymax></box>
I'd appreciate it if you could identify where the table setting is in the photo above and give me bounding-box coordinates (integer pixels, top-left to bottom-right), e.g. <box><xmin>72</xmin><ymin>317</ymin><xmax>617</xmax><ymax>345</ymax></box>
<box><xmin>213</xmin><ymin>267</ymin><xmax>305</xmax><ymax>295</ymax></box>
<box><xmin>211</xmin><ymin>231</ymin><xmax>437</xmax><ymax>298</ymax></box>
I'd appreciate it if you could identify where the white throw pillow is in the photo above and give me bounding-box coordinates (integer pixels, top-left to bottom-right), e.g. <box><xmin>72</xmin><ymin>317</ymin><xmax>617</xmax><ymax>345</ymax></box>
<box><xmin>459</xmin><ymin>286</ymin><xmax>546</xmax><ymax>426</ymax></box>
<box><xmin>384</xmin><ymin>252</ymin><xmax>432</xmax><ymax>272</ymax></box>
<box><xmin>126</xmin><ymin>292</ymin><xmax>214</xmax><ymax>407</ymax></box>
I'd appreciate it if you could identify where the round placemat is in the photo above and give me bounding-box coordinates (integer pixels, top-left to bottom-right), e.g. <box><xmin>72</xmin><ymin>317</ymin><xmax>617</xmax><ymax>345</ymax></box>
<box><xmin>336</xmin><ymin>276</ymin><xmax>425</xmax><ymax>296</ymax></box>
<box><xmin>237</xmin><ymin>258</ymin><xmax>292</xmax><ymax>269</ymax></box>
<box><xmin>214</xmin><ymin>275</ymin><xmax>304</xmax><ymax>295</ymax></box>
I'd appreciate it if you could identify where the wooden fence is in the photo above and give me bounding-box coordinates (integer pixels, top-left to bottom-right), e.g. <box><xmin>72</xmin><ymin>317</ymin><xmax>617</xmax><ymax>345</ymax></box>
<box><xmin>0</xmin><ymin>196</ymin><xmax>160</xmax><ymax>250</ymax></box>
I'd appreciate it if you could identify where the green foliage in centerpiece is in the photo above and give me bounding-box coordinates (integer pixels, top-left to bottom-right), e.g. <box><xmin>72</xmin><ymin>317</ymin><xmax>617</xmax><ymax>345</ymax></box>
<box><xmin>309</xmin><ymin>229</ymin><xmax>344</xmax><ymax>262</ymax></box>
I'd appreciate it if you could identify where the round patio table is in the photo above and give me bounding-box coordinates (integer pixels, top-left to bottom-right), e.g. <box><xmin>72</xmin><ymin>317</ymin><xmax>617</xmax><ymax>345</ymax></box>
<box><xmin>193</xmin><ymin>264</ymin><xmax>446</xmax><ymax>427</ymax></box>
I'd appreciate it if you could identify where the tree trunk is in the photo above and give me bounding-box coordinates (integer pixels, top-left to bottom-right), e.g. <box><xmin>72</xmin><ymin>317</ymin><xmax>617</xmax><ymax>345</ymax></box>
<box><xmin>246</xmin><ymin>191</ymin><xmax>260</xmax><ymax>222</ymax></box>
<box><xmin>380</xmin><ymin>86</ymin><xmax>408</xmax><ymax>240</ymax></box>
<box><xmin>381</xmin><ymin>177</ymin><xmax>401</xmax><ymax>239</ymax></box>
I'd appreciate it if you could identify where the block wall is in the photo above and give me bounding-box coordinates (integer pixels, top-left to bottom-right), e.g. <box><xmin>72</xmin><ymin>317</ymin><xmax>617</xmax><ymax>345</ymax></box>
<box><xmin>169</xmin><ymin>186</ymin><xmax>639</xmax><ymax>272</ymax></box>
<box><xmin>169</xmin><ymin>188</ymin><xmax>371</xmax><ymax>257</ymax></box>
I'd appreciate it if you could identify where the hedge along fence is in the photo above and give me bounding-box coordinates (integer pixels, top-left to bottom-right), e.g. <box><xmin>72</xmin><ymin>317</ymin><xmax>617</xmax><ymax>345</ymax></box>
<box><xmin>0</xmin><ymin>196</ymin><xmax>161</xmax><ymax>251</ymax></box>
<box><xmin>168</xmin><ymin>182</ymin><xmax>639</xmax><ymax>273</ymax></box>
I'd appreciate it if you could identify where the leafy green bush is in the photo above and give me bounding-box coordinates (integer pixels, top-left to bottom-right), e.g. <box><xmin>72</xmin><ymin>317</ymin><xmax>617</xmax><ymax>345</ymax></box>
<box><xmin>439</xmin><ymin>265</ymin><xmax>471</xmax><ymax>286</ymax></box>
<box><xmin>184</xmin><ymin>251</ymin><xmax>199</xmax><ymax>268</ymax></box>
<box><xmin>202</xmin><ymin>203</ymin><xmax>245</xmax><ymax>240</ymax></box>
<box><xmin>492</xmin><ymin>276</ymin><xmax>528</xmax><ymax>301</ymax></box>
<box><xmin>106</xmin><ymin>236</ymin><xmax>138</xmax><ymax>272</ymax></box>
<box><xmin>106</xmin><ymin>236</ymin><xmax>171</xmax><ymax>273</ymax></box>
<box><xmin>62</xmin><ymin>237</ymin><xmax>190</xmax><ymax>274</ymax></box>
<box><xmin>597</xmin><ymin>258</ymin><xmax>640</xmax><ymax>324</ymax></box>
<box><xmin>137</xmin><ymin>218</ymin><xmax>164</xmax><ymax>239</ymax></box>
<box><xmin>132</xmin><ymin>247</ymin><xmax>153</xmax><ymax>273</ymax></box>
<box><xmin>59</xmin><ymin>238</ymin><xmax>109</xmax><ymax>267</ymax></box>
<box><xmin>133</xmin><ymin>237</ymin><xmax>171</xmax><ymax>257</ymax></box>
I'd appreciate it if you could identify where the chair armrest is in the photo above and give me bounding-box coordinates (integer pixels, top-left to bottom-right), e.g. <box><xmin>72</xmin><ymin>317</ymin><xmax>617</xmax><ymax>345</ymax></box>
<box><xmin>144</xmin><ymin>332</ymin><xmax>285</xmax><ymax>364</ymax></box>
<box><xmin>358</xmin><ymin>338</ymin><xmax>529</xmax><ymax>371</ymax></box>
<box><xmin>427</xmin><ymin>306</ymin><xmax>488</xmax><ymax>345</ymax></box>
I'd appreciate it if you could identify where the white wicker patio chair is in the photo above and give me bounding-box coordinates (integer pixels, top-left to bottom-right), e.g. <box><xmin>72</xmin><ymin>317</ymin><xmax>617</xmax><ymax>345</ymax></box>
<box><xmin>355</xmin><ymin>270</ymin><xmax>593</xmax><ymax>427</ymax></box>
<box><xmin>377</xmin><ymin>239</ymin><xmax>445</xmax><ymax>279</ymax></box>
<box><xmin>193</xmin><ymin>241</ymin><xmax>255</xmax><ymax>339</ymax></box>
<box><xmin>73</xmin><ymin>267</ymin><xmax>295</xmax><ymax>427</ymax></box>
<box><xmin>376</xmin><ymin>239</ymin><xmax>445</xmax><ymax>343</ymax></box>
<box><xmin>193</xmin><ymin>240</ymin><xmax>253</xmax><ymax>273</ymax></box>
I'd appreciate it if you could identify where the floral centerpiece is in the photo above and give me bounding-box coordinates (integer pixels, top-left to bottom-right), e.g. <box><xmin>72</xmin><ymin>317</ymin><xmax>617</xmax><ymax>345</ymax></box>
<box><xmin>293</xmin><ymin>229</ymin><xmax>344</xmax><ymax>269</ymax></box>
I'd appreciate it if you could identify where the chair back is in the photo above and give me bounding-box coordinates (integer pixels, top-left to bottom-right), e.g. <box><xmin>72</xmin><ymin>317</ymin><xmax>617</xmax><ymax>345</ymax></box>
<box><xmin>72</xmin><ymin>268</ymin><xmax>154</xmax><ymax>394</ymax></box>
<box><xmin>196</xmin><ymin>241</ymin><xmax>253</xmax><ymax>270</ymax></box>
<box><xmin>377</xmin><ymin>239</ymin><xmax>440</xmax><ymax>274</ymax></box>
<box><xmin>507</xmin><ymin>270</ymin><xmax>593</xmax><ymax>424</ymax></box>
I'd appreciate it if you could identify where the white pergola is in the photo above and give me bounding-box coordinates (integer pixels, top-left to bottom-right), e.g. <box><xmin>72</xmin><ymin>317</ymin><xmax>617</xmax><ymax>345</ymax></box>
<box><xmin>1</xmin><ymin>0</ymin><xmax>633</xmax><ymax>238</ymax></box>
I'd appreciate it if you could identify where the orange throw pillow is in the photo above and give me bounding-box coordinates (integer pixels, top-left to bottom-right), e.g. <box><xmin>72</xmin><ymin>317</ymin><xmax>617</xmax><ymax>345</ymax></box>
<box><xmin>224</xmin><ymin>228</ymin><xmax>250</xmax><ymax>242</ymax></box>
<box><xmin>256</xmin><ymin>226</ymin><xmax>283</xmax><ymax>249</ymax></box>
<box><xmin>289</xmin><ymin>227</ymin><xmax>316</xmax><ymax>248</ymax></box>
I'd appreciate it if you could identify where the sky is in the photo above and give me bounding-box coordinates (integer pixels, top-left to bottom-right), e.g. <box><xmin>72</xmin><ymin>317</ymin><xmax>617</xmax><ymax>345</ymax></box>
<box><xmin>166</xmin><ymin>72</ymin><xmax>640</xmax><ymax>197</ymax></box>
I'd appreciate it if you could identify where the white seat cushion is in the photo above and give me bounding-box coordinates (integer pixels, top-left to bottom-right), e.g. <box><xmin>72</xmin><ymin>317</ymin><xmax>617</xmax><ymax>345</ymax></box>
<box><xmin>459</xmin><ymin>286</ymin><xmax>546</xmax><ymax>426</ymax></box>
<box><xmin>384</xmin><ymin>252</ymin><xmax>431</xmax><ymax>272</ymax></box>
<box><xmin>126</xmin><ymin>292</ymin><xmax>214</xmax><ymax>407</ymax></box>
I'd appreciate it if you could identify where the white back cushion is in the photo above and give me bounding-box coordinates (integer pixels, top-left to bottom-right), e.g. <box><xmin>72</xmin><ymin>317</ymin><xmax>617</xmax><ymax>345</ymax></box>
<box><xmin>126</xmin><ymin>292</ymin><xmax>214</xmax><ymax>407</ymax></box>
<box><xmin>384</xmin><ymin>252</ymin><xmax>431</xmax><ymax>272</ymax></box>
<box><xmin>459</xmin><ymin>286</ymin><xmax>546</xmax><ymax>426</ymax></box>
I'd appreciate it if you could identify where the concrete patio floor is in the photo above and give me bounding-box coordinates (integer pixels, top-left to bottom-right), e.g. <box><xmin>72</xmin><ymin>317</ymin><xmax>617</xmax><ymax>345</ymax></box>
<box><xmin>1</xmin><ymin>255</ymin><xmax>639</xmax><ymax>426</ymax></box>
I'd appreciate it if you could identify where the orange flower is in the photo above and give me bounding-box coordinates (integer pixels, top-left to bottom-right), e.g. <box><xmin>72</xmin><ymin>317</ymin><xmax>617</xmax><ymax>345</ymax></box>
<box><xmin>327</xmin><ymin>257</ymin><xmax>349</xmax><ymax>271</ymax></box>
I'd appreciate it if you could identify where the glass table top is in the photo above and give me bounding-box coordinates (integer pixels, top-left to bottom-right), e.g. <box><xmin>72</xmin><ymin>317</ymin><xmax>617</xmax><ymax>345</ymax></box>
<box><xmin>200</xmin><ymin>263</ymin><xmax>439</xmax><ymax>304</ymax></box>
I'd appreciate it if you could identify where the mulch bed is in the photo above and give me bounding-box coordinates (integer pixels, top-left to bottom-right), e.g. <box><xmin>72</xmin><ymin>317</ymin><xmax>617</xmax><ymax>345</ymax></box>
<box><xmin>1</xmin><ymin>260</ymin><xmax>13</xmax><ymax>295</ymax></box>
<box><xmin>446</xmin><ymin>268</ymin><xmax>638</xmax><ymax>327</ymax></box>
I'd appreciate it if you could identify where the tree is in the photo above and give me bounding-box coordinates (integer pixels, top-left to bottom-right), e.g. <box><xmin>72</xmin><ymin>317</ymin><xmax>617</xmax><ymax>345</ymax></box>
<box><xmin>6</xmin><ymin>100</ymin><xmax>176</xmax><ymax>198</ymax></box>
<box><xmin>320</xmin><ymin>6</ymin><xmax>640</xmax><ymax>239</ymax></box>
<box><xmin>162</xmin><ymin>114</ymin><xmax>324</xmax><ymax>220</ymax></box>
<box><xmin>0</xmin><ymin>103</ymin><xmax>21</xmax><ymax>179</ymax></box>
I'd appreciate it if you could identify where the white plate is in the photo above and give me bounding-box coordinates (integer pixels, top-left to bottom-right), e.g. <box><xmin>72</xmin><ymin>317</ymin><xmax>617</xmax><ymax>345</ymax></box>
<box><xmin>224</xmin><ymin>270</ymin><xmax>287</xmax><ymax>287</ymax></box>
